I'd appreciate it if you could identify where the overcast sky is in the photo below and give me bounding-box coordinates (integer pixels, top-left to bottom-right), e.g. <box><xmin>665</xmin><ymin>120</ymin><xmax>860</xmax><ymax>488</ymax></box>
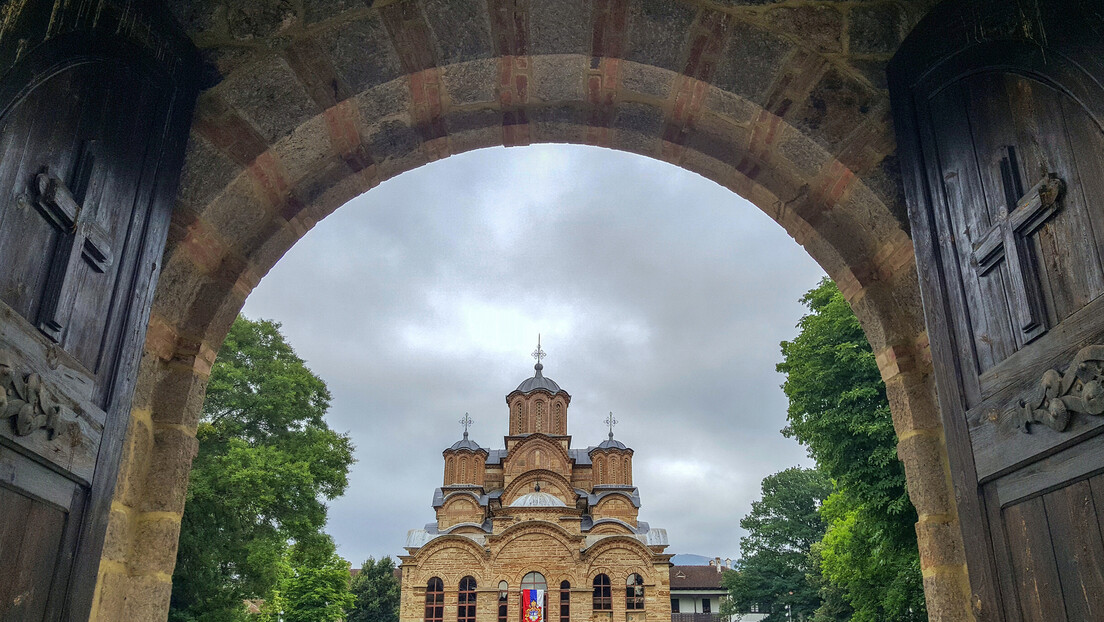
<box><xmin>241</xmin><ymin>144</ymin><xmax>825</xmax><ymax>567</ymax></box>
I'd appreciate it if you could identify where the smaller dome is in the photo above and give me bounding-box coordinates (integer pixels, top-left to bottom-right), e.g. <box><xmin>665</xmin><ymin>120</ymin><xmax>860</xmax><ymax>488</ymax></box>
<box><xmin>509</xmin><ymin>491</ymin><xmax>568</xmax><ymax>508</ymax></box>
<box><xmin>449</xmin><ymin>432</ymin><xmax>482</xmax><ymax>451</ymax></box>
<box><xmin>594</xmin><ymin>438</ymin><xmax>628</xmax><ymax>451</ymax></box>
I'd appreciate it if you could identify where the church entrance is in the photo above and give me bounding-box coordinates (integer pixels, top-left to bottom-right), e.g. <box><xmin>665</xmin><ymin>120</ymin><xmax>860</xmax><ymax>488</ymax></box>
<box><xmin>5</xmin><ymin>0</ymin><xmax>1104</xmax><ymax>620</ymax></box>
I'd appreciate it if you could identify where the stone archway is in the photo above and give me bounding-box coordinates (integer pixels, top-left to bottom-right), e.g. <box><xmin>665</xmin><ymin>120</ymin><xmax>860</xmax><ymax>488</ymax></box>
<box><xmin>88</xmin><ymin>2</ymin><xmax>969</xmax><ymax>620</ymax></box>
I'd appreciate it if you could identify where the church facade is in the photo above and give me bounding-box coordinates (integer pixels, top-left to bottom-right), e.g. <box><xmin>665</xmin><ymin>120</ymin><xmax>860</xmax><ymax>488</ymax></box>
<box><xmin>398</xmin><ymin>353</ymin><xmax>672</xmax><ymax>622</ymax></box>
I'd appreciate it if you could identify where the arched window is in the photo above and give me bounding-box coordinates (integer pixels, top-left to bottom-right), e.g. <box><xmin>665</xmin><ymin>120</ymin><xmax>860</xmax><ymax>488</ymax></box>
<box><xmin>513</xmin><ymin>403</ymin><xmax>522</xmax><ymax>434</ymax></box>
<box><xmin>626</xmin><ymin>574</ymin><xmax>644</xmax><ymax>610</ymax></box>
<box><xmin>554</xmin><ymin>403</ymin><xmax>563</xmax><ymax>433</ymax></box>
<box><xmin>425</xmin><ymin>577</ymin><xmax>444</xmax><ymax>622</ymax></box>
<box><xmin>446</xmin><ymin>458</ymin><xmax>454</xmax><ymax>483</ymax></box>
<box><xmin>458</xmin><ymin>576</ymin><xmax>477</xmax><ymax>622</ymax></box>
<box><xmin>461</xmin><ymin>457</ymin><xmax>468</xmax><ymax>483</ymax></box>
<box><xmin>592</xmin><ymin>574</ymin><xmax>611</xmax><ymax>610</ymax></box>
<box><xmin>596</xmin><ymin>458</ymin><xmax>604</xmax><ymax>484</ymax></box>
<box><xmin>559</xmin><ymin>581</ymin><xmax>570</xmax><ymax>622</ymax></box>
<box><xmin>498</xmin><ymin>581</ymin><xmax>509</xmax><ymax>622</ymax></box>
<box><xmin>521</xmin><ymin>571</ymin><xmax>547</xmax><ymax>591</ymax></box>
<box><xmin>536</xmin><ymin>401</ymin><xmax>544</xmax><ymax>432</ymax></box>
<box><xmin>522</xmin><ymin>572</ymin><xmax>548</xmax><ymax>619</ymax></box>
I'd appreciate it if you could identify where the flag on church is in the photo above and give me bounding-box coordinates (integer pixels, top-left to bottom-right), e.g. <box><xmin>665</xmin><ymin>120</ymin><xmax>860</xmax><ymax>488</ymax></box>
<box><xmin>522</xmin><ymin>589</ymin><xmax>544</xmax><ymax>622</ymax></box>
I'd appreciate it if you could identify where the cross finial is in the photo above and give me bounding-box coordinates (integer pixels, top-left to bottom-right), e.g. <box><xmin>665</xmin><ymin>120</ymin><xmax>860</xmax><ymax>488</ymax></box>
<box><xmin>605</xmin><ymin>411</ymin><xmax>618</xmax><ymax>440</ymax></box>
<box><xmin>459</xmin><ymin>412</ymin><xmax>473</xmax><ymax>438</ymax></box>
<box><xmin>531</xmin><ymin>334</ymin><xmax>546</xmax><ymax>369</ymax></box>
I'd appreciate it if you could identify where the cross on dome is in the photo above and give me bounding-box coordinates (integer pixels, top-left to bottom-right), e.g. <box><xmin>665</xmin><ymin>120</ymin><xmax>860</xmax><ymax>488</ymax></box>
<box><xmin>459</xmin><ymin>412</ymin><xmax>473</xmax><ymax>438</ymax></box>
<box><xmin>605</xmin><ymin>411</ymin><xmax>618</xmax><ymax>440</ymax></box>
<box><xmin>531</xmin><ymin>334</ymin><xmax>546</xmax><ymax>370</ymax></box>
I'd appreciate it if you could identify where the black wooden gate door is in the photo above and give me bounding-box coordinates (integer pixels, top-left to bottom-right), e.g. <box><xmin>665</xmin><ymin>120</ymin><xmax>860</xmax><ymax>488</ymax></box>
<box><xmin>0</xmin><ymin>3</ymin><xmax>198</xmax><ymax>619</ymax></box>
<box><xmin>890</xmin><ymin>1</ymin><xmax>1104</xmax><ymax>620</ymax></box>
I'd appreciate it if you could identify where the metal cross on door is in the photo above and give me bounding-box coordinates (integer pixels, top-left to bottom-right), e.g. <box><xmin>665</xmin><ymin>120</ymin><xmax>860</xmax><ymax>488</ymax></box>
<box><xmin>33</xmin><ymin>142</ymin><xmax>114</xmax><ymax>342</ymax></box>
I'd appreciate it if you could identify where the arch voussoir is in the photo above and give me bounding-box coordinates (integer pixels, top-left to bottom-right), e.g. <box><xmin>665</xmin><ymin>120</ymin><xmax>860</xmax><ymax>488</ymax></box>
<box><xmin>96</xmin><ymin>2</ymin><xmax>974</xmax><ymax>620</ymax></box>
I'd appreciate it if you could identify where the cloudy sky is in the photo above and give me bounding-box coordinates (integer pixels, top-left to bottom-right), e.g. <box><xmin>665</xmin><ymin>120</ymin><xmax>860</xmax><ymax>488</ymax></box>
<box><xmin>241</xmin><ymin>144</ymin><xmax>825</xmax><ymax>567</ymax></box>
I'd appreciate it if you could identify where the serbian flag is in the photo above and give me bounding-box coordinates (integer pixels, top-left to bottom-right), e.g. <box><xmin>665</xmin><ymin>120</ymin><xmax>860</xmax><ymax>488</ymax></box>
<box><xmin>521</xmin><ymin>589</ymin><xmax>545</xmax><ymax>622</ymax></box>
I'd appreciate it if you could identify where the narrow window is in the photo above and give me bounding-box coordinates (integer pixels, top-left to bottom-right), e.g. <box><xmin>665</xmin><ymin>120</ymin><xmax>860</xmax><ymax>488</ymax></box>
<box><xmin>701</xmin><ymin>598</ymin><xmax>711</xmax><ymax>614</ymax></box>
<box><xmin>592</xmin><ymin>574</ymin><xmax>611</xmax><ymax>611</ymax></box>
<box><xmin>536</xmin><ymin>401</ymin><xmax>544</xmax><ymax>432</ymax></box>
<box><xmin>425</xmin><ymin>577</ymin><xmax>444</xmax><ymax>622</ymax></box>
<box><xmin>554</xmin><ymin>403</ymin><xmax>563</xmax><ymax>433</ymax></box>
<box><xmin>458</xmin><ymin>577</ymin><xmax>477</xmax><ymax>622</ymax></box>
<box><xmin>671</xmin><ymin>598</ymin><xmax>680</xmax><ymax>613</ymax></box>
<box><xmin>560</xmin><ymin>581</ymin><xmax>570</xmax><ymax>622</ymax></box>
<box><xmin>626</xmin><ymin>574</ymin><xmax>644</xmax><ymax>610</ymax></box>
<box><xmin>498</xmin><ymin>581</ymin><xmax>509</xmax><ymax>622</ymax></box>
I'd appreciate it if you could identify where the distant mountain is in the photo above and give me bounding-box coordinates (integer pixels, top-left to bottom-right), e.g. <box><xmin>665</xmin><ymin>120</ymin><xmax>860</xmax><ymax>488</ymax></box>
<box><xmin>670</xmin><ymin>554</ymin><xmax>714</xmax><ymax>566</ymax></box>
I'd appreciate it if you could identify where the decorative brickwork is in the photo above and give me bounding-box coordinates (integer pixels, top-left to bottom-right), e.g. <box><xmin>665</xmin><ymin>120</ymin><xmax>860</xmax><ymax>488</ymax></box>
<box><xmin>92</xmin><ymin>2</ymin><xmax>974</xmax><ymax>621</ymax></box>
<box><xmin>402</xmin><ymin>363</ymin><xmax>670</xmax><ymax>622</ymax></box>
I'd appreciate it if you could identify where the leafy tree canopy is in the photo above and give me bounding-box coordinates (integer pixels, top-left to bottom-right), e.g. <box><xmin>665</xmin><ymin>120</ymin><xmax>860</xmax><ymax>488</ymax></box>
<box><xmin>170</xmin><ymin>316</ymin><xmax>355</xmax><ymax>622</ymax></box>
<box><xmin>280</xmin><ymin>537</ymin><xmax>356</xmax><ymax>622</ymax></box>
<box><xmin>777</xmin><ymin>279</ymin><xmax>925</xmax><ymax>621</ymax></box>
<box><xmin>347</xmin><ymin>556</ymin><xmax>401</xmax><ymax>622</ymax></box>
<box><xmin>722</xmin><ymin>467</ymin><xmax>832</xmax><ymax>622</ymax></box>
<box><xmin>777</xmin><ymin>278</ymin><xmax>910</xmax><ymax>523</ymax></box>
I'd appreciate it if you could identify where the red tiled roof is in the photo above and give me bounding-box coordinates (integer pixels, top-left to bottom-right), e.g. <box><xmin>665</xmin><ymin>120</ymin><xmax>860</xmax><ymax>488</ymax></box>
<box><xmin>669</xmin><ymin>566</ymin><xmax>726</xmax><ymax>590</ymax></box>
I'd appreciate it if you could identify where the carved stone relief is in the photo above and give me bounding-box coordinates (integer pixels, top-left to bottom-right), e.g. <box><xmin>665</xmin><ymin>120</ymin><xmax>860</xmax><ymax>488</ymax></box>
<box><xmin>1015</xmin><ymin>344</ymin><xmax>1104</xmax><ymax>433</ymax></box>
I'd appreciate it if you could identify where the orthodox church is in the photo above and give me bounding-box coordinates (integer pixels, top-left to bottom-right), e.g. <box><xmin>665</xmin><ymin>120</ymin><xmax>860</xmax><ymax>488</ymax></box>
<box><xmin>398</xmin><ymin>345</ymin><xmax>672</xmax><ymax>622</ymax></box>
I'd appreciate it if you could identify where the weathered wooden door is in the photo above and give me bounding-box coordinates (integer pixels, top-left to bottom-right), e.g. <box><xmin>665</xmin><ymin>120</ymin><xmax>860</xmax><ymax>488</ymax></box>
<box><xmin>0</xmin><ymin>2</ymin><xmax>199</xmax><ymax>619</ymax></box>
<box><xmin>890</xmin><ymin>1</ymin><xmax>1104</xmax><ymax>620</ymax></box>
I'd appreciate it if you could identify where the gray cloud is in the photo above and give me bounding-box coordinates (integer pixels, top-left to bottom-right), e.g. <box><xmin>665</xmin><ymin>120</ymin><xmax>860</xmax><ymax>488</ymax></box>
<box><xmin>242</xmin><ymin>144</ymin><xmax>824</xmax><ymax>567</ymax></box>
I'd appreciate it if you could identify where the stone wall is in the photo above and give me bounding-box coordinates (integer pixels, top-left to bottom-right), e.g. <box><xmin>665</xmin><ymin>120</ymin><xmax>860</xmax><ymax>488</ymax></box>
<box><xmin>89</xmin><ymin>1</ymin><xmax>972</xmax><ymax>620</ymax></box>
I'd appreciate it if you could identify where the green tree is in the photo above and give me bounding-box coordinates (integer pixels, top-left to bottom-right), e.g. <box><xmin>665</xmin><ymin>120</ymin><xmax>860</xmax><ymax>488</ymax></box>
<box><xmin>170</xmin><ymin>316</ymin><xmax>355</xmax><ymax>622</ymax></box>
<box><xmin>777</xmin><ymin>278</ymin><xmax>925</xmax><ymax>621</ymax></box>
<box><xmin>280</xmin><ymin>538</ymin><xmax>356</xmax><ymax>622</ymax></box>
<box><xmin>722</xmin><ymin>467</ymin><xmax>832</xmax><ymax>621</ymax></box>
<box><xmin>347</xmin><ymin>556</ymin><xmax>401</xmax><ymax>622</ymax></box>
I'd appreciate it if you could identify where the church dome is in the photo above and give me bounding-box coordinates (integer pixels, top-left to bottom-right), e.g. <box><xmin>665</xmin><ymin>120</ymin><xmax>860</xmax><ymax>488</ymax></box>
<box><xmin>593</xmin><ymin>438</ymin><xmax>628</xmax><ymax>451</ymax></box>
<box><xmin>514</xmin><ymin>363</ymin><xmax>565</xmax><ymax>395</ymax></box>
<box><xmin>449</xmin><ymin>435</ymin><xmax>482</xmax><ymax>451</ymax></box>
<box><xmin>509</xmin><ymin>491</ymin><xmax>568</xmax><ymax>508</ymax></box>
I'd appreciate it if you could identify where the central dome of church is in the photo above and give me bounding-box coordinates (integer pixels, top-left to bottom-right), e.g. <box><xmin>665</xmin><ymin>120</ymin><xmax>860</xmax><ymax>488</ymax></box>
<box><xmin>514</xmin><ymin>362</ymin><xmax>565</xmax><ymax>394</ymax></box>
<box><xmin>509</xmin><ymin>491</ymin><xmax>568</xmax><ymax>508</ymax></box>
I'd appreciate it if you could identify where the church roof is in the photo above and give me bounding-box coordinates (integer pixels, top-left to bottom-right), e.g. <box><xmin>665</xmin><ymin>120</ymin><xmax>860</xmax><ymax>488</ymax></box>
<box><xmin>509</xmin><ymin>491</ymin><xmax>568</xmax><ymax>508</ymax></box>
<box><xmin>593</xmin><ymin>437</ymin><xmax>628</xmax><ymax>451</ymax></box>
<box><xmin>448</xmin><ymin>432</ymin><xmax>483</xmax><ymax>451</ymax></box>
<box><xmin>511</xmin><ymin>362</ymin><xmax>567</xmax><ymax>396</ymax></box>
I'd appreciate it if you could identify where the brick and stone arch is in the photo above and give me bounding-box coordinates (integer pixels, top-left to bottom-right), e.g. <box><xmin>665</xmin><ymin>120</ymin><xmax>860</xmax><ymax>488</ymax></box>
<box><xmin>590</xmin><ymin>519</ymin><xmax>636</xmax><ymax>535</ymax></box>
<box><xmin>593</xmin><ymin>494</ymin><xmax>638</xmax><ymax>524</ymax></box>
<box><xmin>504</xmin><ymin>436</ymin><xmax>572</xmax><ymax>481</ymax></box>
<box><xmin>439</xmin><ymin>492</ymin><xmax>485</xmax><ymax>528</ymax></box>
<box><xmin>94</xmin><ymin>1</ymin><xmax>969</xmax><ymax>620</ymax></box>
<box><xmin>502</xmin><ymin>468</ymin><xmax>574</xmax><ymax>506</ymax></box>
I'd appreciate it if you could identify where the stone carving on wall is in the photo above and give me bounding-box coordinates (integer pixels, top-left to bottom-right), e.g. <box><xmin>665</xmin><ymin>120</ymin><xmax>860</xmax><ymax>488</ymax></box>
<box><xmin>1015</xmin><ymin>344</ymin><xmax>1104</xmax><ymax>433</ymax></box>
<box><xmin>0</xmin><ymin>348</ymin><xmax>66</xmax><ymax>438</ymax></box>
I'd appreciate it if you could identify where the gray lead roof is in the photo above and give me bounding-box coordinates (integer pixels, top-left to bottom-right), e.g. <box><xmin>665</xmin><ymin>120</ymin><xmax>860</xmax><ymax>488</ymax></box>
<box><xmin>511</xmin><ymin>363</ymin><xmax>567</xmax><ymax>396</ymax></box>
<box><xmin>592</xmin><ymin>438</ymin><xmax>629</xmax><ymax>451</ymax></box>
<box><xmin>448</xmin><ymin>433</ymin><xmax>483</xmax><ymax>451</ymax></box>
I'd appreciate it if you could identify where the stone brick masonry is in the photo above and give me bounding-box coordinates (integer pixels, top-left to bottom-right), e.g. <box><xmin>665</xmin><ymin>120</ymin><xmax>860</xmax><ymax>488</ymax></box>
<box><xmin>78</xmin><ymin>1</ymin><xmax>974</xmax><ymax>620</ymax></box>
<box><xmin>399</xmin><ymin>364</ymin><xmax>671</xmax><ymax>622</ymax></box>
